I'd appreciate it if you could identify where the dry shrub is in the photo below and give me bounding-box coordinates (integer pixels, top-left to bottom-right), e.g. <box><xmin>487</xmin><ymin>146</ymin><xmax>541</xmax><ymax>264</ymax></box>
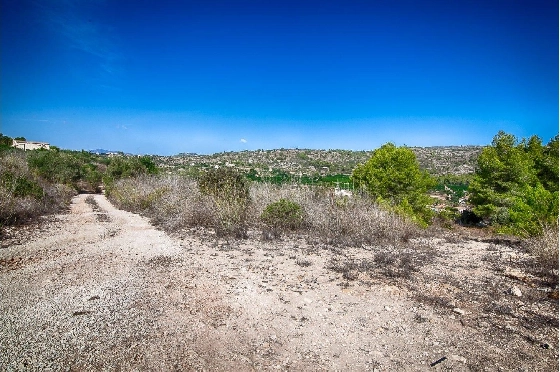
<box><xmin>525</xmin><ymin>223</ymin><xmax>559</xmax><ymax>276</ymax></box>
<box><xmin>0</xmin><ymin>151</ymin><xmax>75</xmax><ymax>228</ymax></box>
<box><xmin>108</xmin><ymin>175</ymin><xmax>421</xmax><ymax>245</ymax></box>
<box><xmin>107</xmin><ymin>175</ymin><xmax>217</xmax><ymax>232</ymax></box>
<box><xmin>251</xmin><ymin>183</ymin><xmax>418</xmax><ymax>246</ymax></box>
<box><xmin>109</xmin><ymin>174</ymin><xmax>250</xmax><ymax>238</ymax></box>
<box><xmin>198</xmin><ymin>168</ymin><xmax>250</xmax><ymax>238</ymax></box>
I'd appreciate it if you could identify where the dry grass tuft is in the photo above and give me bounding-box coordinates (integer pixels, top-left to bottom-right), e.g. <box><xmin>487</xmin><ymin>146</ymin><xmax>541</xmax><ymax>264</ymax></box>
<box><xmin>525</xmin><ymin>223</ymin><xmax>559</xmax><ymax>277</ymax></box>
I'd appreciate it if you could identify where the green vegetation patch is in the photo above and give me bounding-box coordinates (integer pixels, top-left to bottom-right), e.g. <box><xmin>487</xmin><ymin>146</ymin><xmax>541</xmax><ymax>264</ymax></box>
<box><xmin>469</xmin><ymin>131</ymin><xmax>558</xmax><ymax>237</ymax></box>
<box><xmin>1</xmin><ymin>171</ymin><xmax>44</xmax><ymax>199</ymax></box>
<box><xmin>261</xmin><ymin>198</ymin><xmax>305</xmax><ymax>231</ymax></box>
<box><xmin>352</xmin><ymin>143</ymin><xmax>436</xmax><ymax>226</ymax></box>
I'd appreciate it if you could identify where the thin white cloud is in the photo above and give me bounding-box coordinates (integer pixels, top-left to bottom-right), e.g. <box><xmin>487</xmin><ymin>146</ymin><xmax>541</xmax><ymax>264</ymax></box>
<box><xmin>240</xmin><ymin>138</ymin><xmax>247</xmax><ymax>143</ymax></box>
<box><xmin>37</xmin><ymin>0</ymin><xmax>120</xmax><ymax>76</ymax></box>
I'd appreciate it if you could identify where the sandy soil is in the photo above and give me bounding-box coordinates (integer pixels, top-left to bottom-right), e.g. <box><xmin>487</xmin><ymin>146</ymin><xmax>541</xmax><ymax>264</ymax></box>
<box><xmin>1</xmin><ymin>194</ymin><xmax>557</xmax><ymax>371</ymax></box>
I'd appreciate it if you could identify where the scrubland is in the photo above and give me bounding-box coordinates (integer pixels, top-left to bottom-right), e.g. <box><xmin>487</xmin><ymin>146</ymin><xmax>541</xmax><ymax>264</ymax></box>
<box><xmin>1</xmin><ymin>133</ymin><xmax>558</xmax><ymax>370</ymax></box>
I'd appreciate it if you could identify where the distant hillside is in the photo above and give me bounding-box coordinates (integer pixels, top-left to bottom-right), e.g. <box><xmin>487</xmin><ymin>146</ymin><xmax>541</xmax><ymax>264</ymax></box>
<box><xmin>153</xmin><ymin>146</ymin><xmax>483</xmax><ymax>178</ymax></box>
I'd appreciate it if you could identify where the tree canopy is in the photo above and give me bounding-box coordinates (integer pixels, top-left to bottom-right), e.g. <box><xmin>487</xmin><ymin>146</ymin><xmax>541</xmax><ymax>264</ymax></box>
<box><xmin>469</xmin><ymin>131</ymin><xmax>558</xmax><ymax>236</ymax></box>
<box><xmin>351</xmin><ymin>143</ymin><xmax>435</xmax><ymax>226</ymax></box>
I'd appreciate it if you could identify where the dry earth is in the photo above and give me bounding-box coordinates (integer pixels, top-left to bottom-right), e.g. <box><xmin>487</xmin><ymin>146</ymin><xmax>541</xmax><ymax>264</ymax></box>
<box><xmin>1</xmin><ymin>194</ymin><xmax>557</xmax><ymax>371</ymax></box>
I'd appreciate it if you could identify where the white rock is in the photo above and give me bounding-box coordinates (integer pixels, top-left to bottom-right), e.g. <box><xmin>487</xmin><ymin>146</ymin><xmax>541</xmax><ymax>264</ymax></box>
<box><xmin>449</xmin><ymin>354</ymin><xmax>467</xmax><ymax>363</ymax></box>
<box><xmin>508</xmin><ymin>286</ymin><xmax>522</xmax><ymax>297</ymax></box>
<box><xmin>453</xmin><ymin>308</ymin><xmax>465</xmax><ymax>315</ymax></box>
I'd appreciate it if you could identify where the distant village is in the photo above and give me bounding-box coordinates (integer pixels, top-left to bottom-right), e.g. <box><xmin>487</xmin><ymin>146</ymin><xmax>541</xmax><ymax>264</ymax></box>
<box><xmin>11</xmin><ymin>139</ymin><xmax>50</xmax><ymax>151</ymax></box>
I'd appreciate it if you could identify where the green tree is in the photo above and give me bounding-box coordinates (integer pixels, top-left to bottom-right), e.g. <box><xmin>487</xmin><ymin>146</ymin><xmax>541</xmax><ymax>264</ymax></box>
<box><xmin>0</xmin><ymin>133</ymin><xmax>13</xmax><ymax>148</ymax></box>
<box><xmin>537</xmin><ymin>135</ymin><xmax>558</xmax><ymax>192</ymax></box>
<box><xmin>469</xmin><ymin>131</ymin><xmax>559</xmax><ymax>236</ymax></box>
<box><xmin>351</xmin><ymin>143</ymin><xmax>435</xmax><ymax>226</ymax></box>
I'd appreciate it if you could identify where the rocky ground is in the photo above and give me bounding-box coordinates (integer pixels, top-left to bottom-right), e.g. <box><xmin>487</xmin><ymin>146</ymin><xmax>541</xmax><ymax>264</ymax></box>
<box><xmin>1</xmin><ymin>194</ymin><xmax>557</xmax><ymax>371</ymax></box>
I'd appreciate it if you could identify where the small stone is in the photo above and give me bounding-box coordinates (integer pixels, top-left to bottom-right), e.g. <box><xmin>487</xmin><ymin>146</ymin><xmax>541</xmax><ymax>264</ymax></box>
<box><xmin>449</xmin><ymin>354</ymin><xmax>467</xmax><ymax>363</ymax></box>
<box><xmin>453</xmin><ymin>308</ymin><xmax>465</xmax><ymax>315</ymax></box>
<box><xmin>508</xmin><ymin>286</ymin><xmax>522</xmax><ymax>297</ymax></box>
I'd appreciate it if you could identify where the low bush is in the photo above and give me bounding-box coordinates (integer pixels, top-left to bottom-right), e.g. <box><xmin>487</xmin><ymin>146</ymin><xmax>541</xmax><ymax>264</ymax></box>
<box><xmin>260</xmin><ymin>198</ymin><xmax>305</xmax><ymax>236</ymax></box>
<box><xmin>1</xmin><ymin>171</ymin><xmax>44</xmax><ymax>199</ymax></box>
<box><xmin>433</xmin><ymin>207</ymin><xmax>461</xmax><ymax>229</ymax></box>
<box><xmin>198</xmin><ymin>167</ymin><xmax>249</xmax><ymax>202</ymax></box>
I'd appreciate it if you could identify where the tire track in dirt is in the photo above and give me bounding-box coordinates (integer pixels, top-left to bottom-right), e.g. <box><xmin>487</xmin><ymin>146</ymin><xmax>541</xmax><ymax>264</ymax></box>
<box><xmin>1</xmin><ymin>194</ymin><xmax>557</xmax><ymax>371</ymax></box>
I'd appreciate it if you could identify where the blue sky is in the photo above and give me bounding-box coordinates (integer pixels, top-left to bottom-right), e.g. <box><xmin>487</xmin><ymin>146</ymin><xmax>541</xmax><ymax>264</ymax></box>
<box><xmin>1</xmin><ymin>0</ymin><xmax>558</xmax><ymax>155</ymax></box>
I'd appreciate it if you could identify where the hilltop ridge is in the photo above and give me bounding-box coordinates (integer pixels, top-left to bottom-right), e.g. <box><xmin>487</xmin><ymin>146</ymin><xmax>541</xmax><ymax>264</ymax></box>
<box><xmin>153</xmin><ymin>146</ymin><xmax>482</xmax><ymax>178</ymax></box>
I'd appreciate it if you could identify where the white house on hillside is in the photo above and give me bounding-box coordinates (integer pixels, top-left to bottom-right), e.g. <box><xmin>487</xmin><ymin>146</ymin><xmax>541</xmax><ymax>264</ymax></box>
<box><xmin>12</xmin><ymin>139</ymin><xmax>50</xmax><ymax>150</ymax></box>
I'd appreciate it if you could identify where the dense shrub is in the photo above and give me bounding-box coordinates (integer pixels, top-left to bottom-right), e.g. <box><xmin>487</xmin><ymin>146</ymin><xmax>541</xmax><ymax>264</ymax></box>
<box><xmin>1</xmin><ymin>171</ymin><xmax>44</xmax><ymax>199</ymax></box>
<box><xmin>260</xmin><ymin>198</ymin><xmax>305</xmax><ymax>235</ymax></box>
<box><xmin>27</xmin><ymin>149</ymin><xmax>107</xmax><ymax>192</ymax></box>
<box><xmin>469</xmin><ymin>131</ymin><xmax>559</xmax><ymax>236</ymax></box>
<box><xmin>351</xmin><ymin>143</ymin><xmax>435</xmax><ymax>226</ymax></box>
<box><xmin>0</xmin><ymin>151</ymin><xmax>74</xmax><ymax>227</ymax></box>
<box><xmin>197</xmin><ymin>168</ymin><xmax>251</xmax><ymax>238</ymax></box>
<box><xmin>198</xmin><ymin>167</ymin><xmax>249</xmax><ymax>202</ymax></box>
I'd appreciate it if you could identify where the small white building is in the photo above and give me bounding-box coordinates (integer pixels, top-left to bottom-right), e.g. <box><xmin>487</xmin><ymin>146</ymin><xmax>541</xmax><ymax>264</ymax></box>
<box><xmin>12</xmin><ymin>139</ymin><xmax>50</xmax><ymax>151</ymax></box>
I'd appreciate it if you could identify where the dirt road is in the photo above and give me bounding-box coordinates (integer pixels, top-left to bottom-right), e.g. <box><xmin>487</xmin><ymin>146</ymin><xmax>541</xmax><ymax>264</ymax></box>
<box><xmin>1</xmin><ymin>194</ymin><xmax>557</xmax><ymax>371</ymax></box>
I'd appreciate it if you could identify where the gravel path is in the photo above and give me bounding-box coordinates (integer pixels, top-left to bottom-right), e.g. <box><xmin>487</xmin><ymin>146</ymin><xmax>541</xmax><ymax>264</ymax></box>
<box><xmin>1</xmin><ymin>194</ymin><xmax>557</xmax><ymax>371</ymax></box>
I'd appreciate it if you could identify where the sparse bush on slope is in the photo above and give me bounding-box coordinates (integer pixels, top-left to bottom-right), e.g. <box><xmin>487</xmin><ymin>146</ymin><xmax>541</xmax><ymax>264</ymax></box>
<box><xmin>106</xmin><ymin>174</ymin><xmax>217</xmax><ymax>232</ymax></box>
<box><xmin>250</xmin><ymin>182</ymin><xmax>418</xmax><ymax>246</ymax></box>
<box><xmin>0</xmin><ymin>150</ymin><xmax>74</xmax><ymax>228</ymax></box>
